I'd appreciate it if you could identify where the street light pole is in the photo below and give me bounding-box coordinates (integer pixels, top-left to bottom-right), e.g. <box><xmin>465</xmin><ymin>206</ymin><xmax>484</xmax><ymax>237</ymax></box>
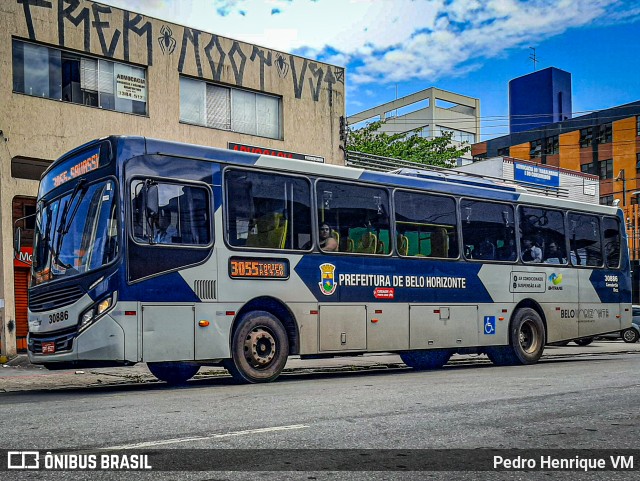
<box><xmin>616</xmin><ymin>169</ymin><xmax>627</xmax><ymax>206</ymax></box>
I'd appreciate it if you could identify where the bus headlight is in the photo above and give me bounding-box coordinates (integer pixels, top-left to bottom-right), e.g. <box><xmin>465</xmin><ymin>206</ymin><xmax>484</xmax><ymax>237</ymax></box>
<box><xmin>79</xmin><ymin>294</ymin><xmax>115</xmax><ymax>332</ymax></box>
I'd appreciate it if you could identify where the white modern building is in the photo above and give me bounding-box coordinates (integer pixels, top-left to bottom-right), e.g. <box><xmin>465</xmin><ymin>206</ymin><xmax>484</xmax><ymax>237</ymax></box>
<box><xmin>347</xmin><ymin>87</ymin><xmax>480</xmax><ymax>160</ymax></box>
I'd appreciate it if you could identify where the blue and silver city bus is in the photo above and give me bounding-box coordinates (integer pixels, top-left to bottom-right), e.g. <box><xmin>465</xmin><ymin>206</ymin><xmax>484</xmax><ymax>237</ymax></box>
<box><xmin>21</xmin><ymin>136</ymin><xmax>632</xmax><ymax>383</ymax></box>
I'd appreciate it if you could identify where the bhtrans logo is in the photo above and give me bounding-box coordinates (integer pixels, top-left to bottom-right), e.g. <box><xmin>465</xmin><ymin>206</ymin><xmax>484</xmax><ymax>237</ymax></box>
<box><xmin>548</xmin><ymin>273</ymin><xmax>563</xmax><ymax>290</ymax></box>
<box><xmin>6</xmin><ymin>451</ymin><xmax>152</xmax><ymax>471</ymax></box>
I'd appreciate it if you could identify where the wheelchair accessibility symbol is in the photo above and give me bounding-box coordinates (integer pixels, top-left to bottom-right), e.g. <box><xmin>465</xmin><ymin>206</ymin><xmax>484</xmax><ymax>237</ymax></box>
<box><xmin>484</xmin><ymin>316</ymin><xmax>496</xmax><ymax>335</ymax></box>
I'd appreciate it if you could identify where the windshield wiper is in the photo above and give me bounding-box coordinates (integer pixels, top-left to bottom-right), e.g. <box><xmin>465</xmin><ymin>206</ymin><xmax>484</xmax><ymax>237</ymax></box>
<box><xmin>53</xmin><ymin>179</ymin><xmax>87</xmax><ymax>269</ymax></box>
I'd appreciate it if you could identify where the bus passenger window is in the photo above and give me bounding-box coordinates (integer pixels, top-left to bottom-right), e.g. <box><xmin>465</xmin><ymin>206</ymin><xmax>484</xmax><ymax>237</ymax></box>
<box><xmin>394</xmin><ymin>191</ymin><xmax>458</xmax><ymax>258</ymax></box>
<box><xmin>225</xmin><ymin>169</ymin><xmax>312</xmax><ymax>250</ymax></box>
<box><xmin>519</xmin><ymin>206</ymin><xmax>566</xmax><ymax>265</ymax></box>
<box><xmin>603</xmin><ymin>217</ymin><xmax>621</xmax><ymax>268</ymax></box>
<box><xmin>316</xmin><ymin>181</ymin><xmax>390</xmax><ymax>255</ymax></box>
<box><xmin>568</xmin><ymin>213</ymin><xmax>602</xmax><ymax>267</ymax></box>
<box><xmin>130</xmin><ymin>181</ymin><xmax>210</xmax><ymax>246</ymax></box>
<box><xmin>460</xmin><ymin>199</ymin><xmax>514</xmax><ymax>262</ymax></box>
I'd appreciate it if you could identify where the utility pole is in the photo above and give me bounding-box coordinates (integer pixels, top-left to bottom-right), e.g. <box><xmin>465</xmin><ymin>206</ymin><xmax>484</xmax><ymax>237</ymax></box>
<box><xmin>616</xmin><ymin>169</ymin><xmax>627</xmax><ymax>206</ymax></box>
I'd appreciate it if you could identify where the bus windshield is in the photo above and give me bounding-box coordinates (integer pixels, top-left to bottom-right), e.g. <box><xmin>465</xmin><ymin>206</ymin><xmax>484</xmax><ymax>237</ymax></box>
<box><xmin>32</xmin><ymin>179</ymin><xmax>118</xmax><ymax>286</ymax></box>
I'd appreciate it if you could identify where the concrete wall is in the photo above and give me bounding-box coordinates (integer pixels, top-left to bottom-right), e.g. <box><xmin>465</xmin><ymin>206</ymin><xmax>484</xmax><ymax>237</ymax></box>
<box><xmin>0</xmin><ymin>0</ymin><xmax>345</xmax><ymax>356</ymax></box>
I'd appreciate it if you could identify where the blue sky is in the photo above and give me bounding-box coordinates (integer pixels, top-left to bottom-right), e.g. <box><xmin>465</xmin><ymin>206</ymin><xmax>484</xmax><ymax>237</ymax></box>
<box><xmin>103</xmin><ymin>0</ymin><xmax>640</xmax><ymax>141</ymax></box>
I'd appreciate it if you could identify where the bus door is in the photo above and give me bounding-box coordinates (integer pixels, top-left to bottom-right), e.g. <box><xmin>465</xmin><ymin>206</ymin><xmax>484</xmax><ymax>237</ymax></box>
<box><xmin>142</xmin><ymin>304</ymin><xmax>195</xmax><ymax>361</ymax></box>
<box><xmin>577</xmin><ymin>270</ymin><xmax>620</xmax><ymax>339</ymax></box>
<box><xmin>572</xmin><ymin>214</ymin><xmax>621</xmax><ymax>338</ymax></box>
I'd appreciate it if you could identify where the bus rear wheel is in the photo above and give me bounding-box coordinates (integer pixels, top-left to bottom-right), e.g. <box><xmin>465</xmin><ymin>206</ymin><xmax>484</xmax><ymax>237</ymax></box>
<box><xmin>574</xmin><ymin>337</ymin><xmax>594</xmax><ymax>346</ymax></box>
<box><xmin>622</xmin><ymin>328</ymin><xmax>639</xmax><ymax>343</ymax></box>
<box><xmin>147</xmin><ymin>362</ymin><xmax>200</xmax><ymax>385</ymax></box>
<box><xmin>486</xmin><ymin>308</ymin><xmax>545</xmax><ymax>366</ymax></box>
<box><xmin>400</xmin><ymin>349</ymin><xmax>452</xmax><ymax>370</ymax></box>
<box><xmin>224</xmin><ymin>310</ymin><xmax>289</xmax><ymax>383</ymax></box>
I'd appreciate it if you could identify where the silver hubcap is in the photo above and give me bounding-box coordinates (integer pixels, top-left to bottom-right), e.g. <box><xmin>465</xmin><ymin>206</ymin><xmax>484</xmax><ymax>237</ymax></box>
<box><xmin>519</xmin><ymin>319</ymin><xmax>540</xmax><ymax>354</ymax></box>
<box><xmin>243</xmin><ymin>327</ymin><xmax>276</xmax><ymax>368</ymax></box>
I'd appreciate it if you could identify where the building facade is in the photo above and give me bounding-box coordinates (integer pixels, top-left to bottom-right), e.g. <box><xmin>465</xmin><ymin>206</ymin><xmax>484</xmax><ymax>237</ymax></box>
<box><xmin>347</xmin><ymin>87</ymin><xmax>480</xmax><ymax>161</ymax></box>
<box><xmin>509</xmin><ymin>67</ymin><xmax>572</xmax><ymax>134</ymax></box>
<box><xmin>0</xmin><ymin>0</ymin><xmax>345</xmax><ymax>356</ymax></box>
<box><xmin>456</xmin><ymin>157</ymin><xmax>599</xmax><ymax>203</ymax></box>
<box><xmin>472</xmin><ymin>101</ymin><xmax>640</xmax><ymax>294</ymax></box>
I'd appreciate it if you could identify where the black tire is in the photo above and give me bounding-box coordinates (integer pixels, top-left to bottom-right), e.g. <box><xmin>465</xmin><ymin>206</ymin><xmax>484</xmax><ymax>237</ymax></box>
<box><xmin>223</xmin><ymin>310</ymin><xmax>289</xmax><ymax>383</ymax></box>
<box><xmin>400</xmin><ymin>349</ymin><xmax>452</xmax><ymax>370</ymax></box>
<box><xmin>147</xmin><ymin>362</ymin><xmax>200</xmax><ymax>385</ymax></box>
<box><xmin>622</xmin><ymin>328</ymin><xmax>640</xmax><ymax>344</ymax></box>
<box><xmin>574</xmin><ymin>337</ymin><xmax>594</xmax><ymax>346</ymax></box>
<box><xmin>486</xmin><ymin>307</ymin><xmax>545</xmax><ymax>366</ymax></box>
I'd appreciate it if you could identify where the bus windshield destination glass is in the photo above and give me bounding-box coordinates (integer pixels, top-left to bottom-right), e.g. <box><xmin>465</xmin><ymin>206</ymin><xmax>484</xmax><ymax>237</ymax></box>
<box><xmin>22</xmin><ymin>136</ymin><xmax>632</xmax><ymax>385</ymax></box>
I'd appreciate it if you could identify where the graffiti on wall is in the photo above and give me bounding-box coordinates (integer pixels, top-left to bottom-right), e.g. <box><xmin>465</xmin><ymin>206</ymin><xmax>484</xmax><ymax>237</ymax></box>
<box><xmin>17</xmin><ymin>0</ymin><xmax>344</xmax><ymax>104</ymax></box>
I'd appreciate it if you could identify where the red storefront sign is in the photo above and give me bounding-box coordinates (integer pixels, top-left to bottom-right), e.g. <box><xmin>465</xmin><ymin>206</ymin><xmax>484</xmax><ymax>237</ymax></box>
<box><xmin>14</xmin><ymin>247</ymin><xmax>33</xmax><ymax>267</ymax></box>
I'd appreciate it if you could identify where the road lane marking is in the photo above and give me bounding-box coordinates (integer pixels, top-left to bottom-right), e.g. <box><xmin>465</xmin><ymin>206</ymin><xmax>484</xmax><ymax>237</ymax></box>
<box><xmin>103</xmin><ymin>424</ymin><xmax>309</xmax><ymax>450</ymax></box>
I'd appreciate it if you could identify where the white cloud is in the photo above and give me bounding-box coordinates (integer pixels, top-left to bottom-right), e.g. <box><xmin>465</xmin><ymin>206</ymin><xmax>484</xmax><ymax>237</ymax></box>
<box><xmin>103</xmin><ymin>0</ymin><xmax>639</xmax><ymax>85</ymax></box>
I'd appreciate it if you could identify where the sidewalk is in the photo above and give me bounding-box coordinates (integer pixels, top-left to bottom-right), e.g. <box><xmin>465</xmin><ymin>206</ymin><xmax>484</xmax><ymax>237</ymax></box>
<box><xmin>2</xmin><ymin>341</ymin><xmax>639</xmax><ymax>392</ymax></box>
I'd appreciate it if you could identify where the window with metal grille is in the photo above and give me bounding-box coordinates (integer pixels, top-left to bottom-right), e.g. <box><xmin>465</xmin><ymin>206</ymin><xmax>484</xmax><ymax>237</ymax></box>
<box><xmin>179</xmin><ymin>77</ymin><xmax>281</xmax><ymax>140</ymax></box>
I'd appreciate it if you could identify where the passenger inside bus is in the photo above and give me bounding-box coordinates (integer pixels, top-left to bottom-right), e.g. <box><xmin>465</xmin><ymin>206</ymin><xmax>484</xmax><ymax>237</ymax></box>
<box><xmin>154</xmin><ymin>208</ymin><xmax>177</xmax><ymax>244</ymax></box>
<box><xmin>522</xmin><ymin>237</ymin><xmax>543</xmax><ymax>263</ymax></box>
<box><xmin>497</xmin><ymin>238</ymin><xmax>517</xmax><ymax>261</ymax></box>
<box><xmin>319</xmin><ymin>222</ymin><xmax>338</xmax><ymax>252</ymax></box>
<box><xmin>544</xmin><ymin>241</ymin><xmax>566</xmax><ymax>264</ymax></box>
<box><xmin>474</xmin><ymin>236</ymin><xmax>496</xmax><ymax>260</ymax></box>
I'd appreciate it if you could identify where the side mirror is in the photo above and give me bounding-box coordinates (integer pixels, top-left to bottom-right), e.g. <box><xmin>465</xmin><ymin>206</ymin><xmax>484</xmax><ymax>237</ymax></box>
<box><xmin>143</xmin><ymin>180</ymin><xmax>159</xmax><ymax>242</ymax></box>
<box><xmin>145</xmin><ymin>182</ymin><xmax>159</xmax><ymax>218</ymax></box>
<box><xmin>14</xmin><ymin>227</ymin><xmax>22</xmax><ymax>258</ymax></box>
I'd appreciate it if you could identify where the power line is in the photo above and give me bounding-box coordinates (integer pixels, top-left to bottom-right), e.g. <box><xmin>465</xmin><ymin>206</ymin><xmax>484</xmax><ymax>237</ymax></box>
<box><xmin>347</xmin><ymin>106</ymin><xmax>640</xmax><ymax>124</ymax></box>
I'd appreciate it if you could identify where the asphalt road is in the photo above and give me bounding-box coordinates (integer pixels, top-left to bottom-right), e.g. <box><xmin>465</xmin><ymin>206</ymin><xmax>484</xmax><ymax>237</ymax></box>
<box><xmin>1</xmin><ymin>346</ymin><xmax>640</xmax><ymax>480</ymax></box>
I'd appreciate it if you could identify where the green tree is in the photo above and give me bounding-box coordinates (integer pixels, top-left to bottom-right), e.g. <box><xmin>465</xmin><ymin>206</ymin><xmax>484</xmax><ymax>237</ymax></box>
<box><xmin>346</xmin><ymin>120</ymin><xmax>470</xmax><ymax>167</ymax></box>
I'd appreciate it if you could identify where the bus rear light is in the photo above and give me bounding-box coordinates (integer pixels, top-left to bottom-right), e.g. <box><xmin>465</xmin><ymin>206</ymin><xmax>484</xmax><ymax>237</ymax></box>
<box><xmin>616</xmin><ymin>315</ymin><xmax>621</xmax><ymax>318</ymax></box>
<box><xmin>199</xmin><ymin>320</ymin><xmax>210</xmax><ymax>327</ymax></box>
<box><xmin>226</xmin><ymin>311</ymin><xmax>235</xmax><ymax>316</ymax></box>
<box><xmin>501</xmin><ymin>309</ymin><xmax>508</xmax><ymax>313</ymax></box>
<box><xmin>371</xmin><ymin>319</ymin><xmax>379</xmax><ymax>323</ymax></box>
<box><xmin>310</xmin><ymin>310</ymin><xmax>318</xmax><ymax>315</ymax></box>
<box><xmin>498</xmin><ymin>317</ymin><xmax>505</xmax><ymax>321</ymax></box>
<box><xmin>125</xmin><ymin>311</ymin><xmax>136</xmax><ymax>316</ymax></box>
<box><xmin>375</xmin><ymin>310</ymin><xmax>382</xmax><ymax>314</ymax></box>
<box><xmin>433</xmin><ymin>310</ymin><xmax>440</xmax><ymax>314</ymax></box>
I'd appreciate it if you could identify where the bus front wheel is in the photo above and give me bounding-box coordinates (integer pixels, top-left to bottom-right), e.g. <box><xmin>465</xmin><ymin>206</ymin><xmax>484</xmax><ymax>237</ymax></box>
<box><xmin>147</xmin><ymin>362</ymin><xmax>200</xmax><ymax>385</ymax></box>
<box><xmin>224</xmin><ymin>310</ymin><xmax>289</xmax><ymax>383</ymax></box>
<box><xmin>400</xmin><ymin>349</ymin><xmax>452</xmax><ymax>370</ymax></box>
<box><xmin>486</xmin><ymin>308</ymin><xmax>545</xmax><ymax>366</ymax></box>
